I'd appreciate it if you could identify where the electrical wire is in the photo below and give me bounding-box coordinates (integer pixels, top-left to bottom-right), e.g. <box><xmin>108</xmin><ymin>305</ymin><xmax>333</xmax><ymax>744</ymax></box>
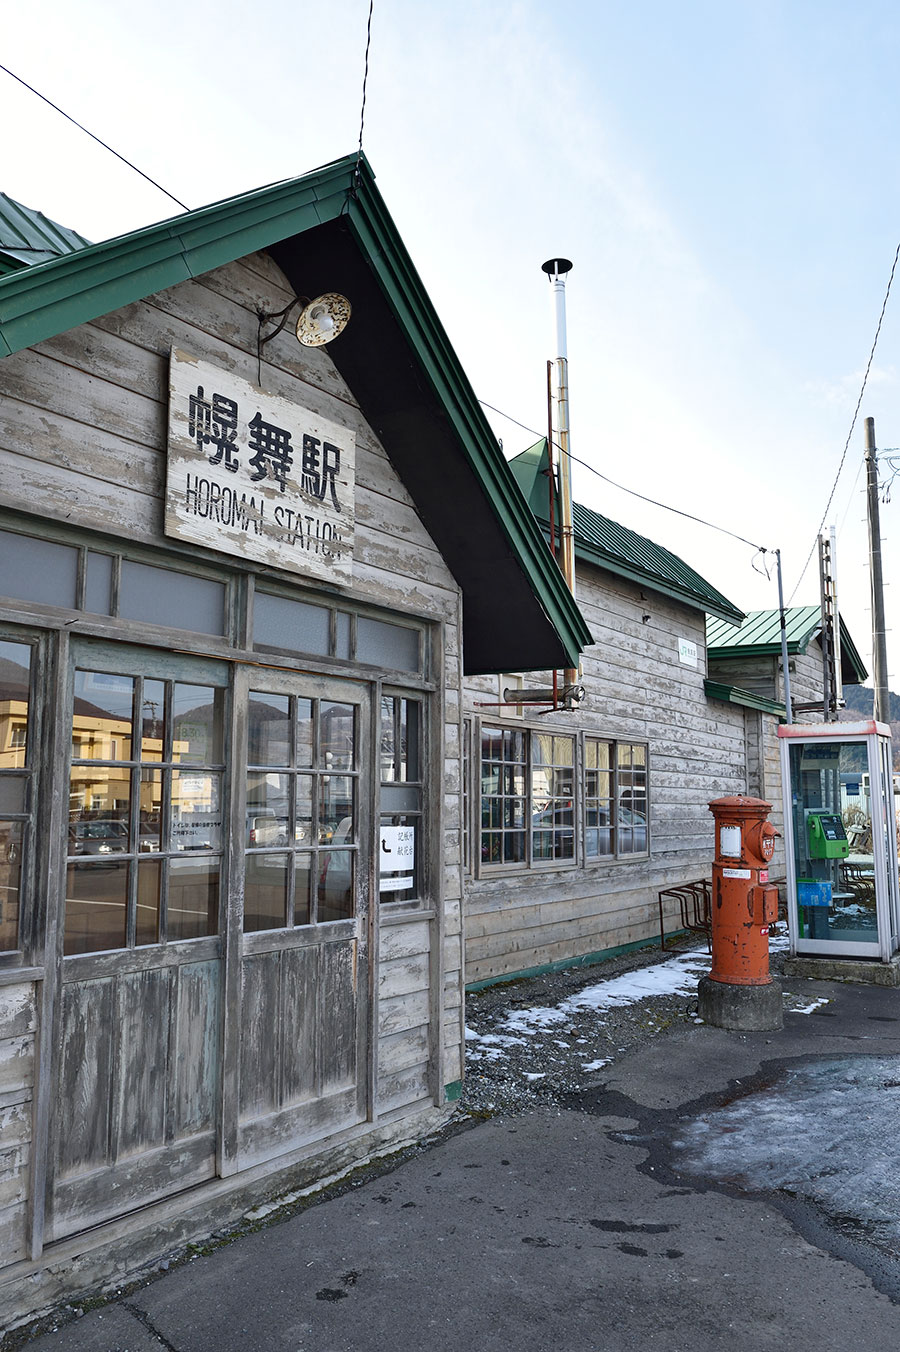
<box><xmin>478</xmin><ymin>397</ymin><xmax>769</xmax><ymax>555</ymax></box>
<box><xmin>0</xmin><ymin>63</ymin><xmax>190</xmax><ymax>212</ymax></box>
<box><xmin>788</xmin><ymin>237</ymin><xmax>900</xmax><ymax>602</ymax></box>
<box><xmin>352</xmin><ymin>0</ymin><xmax>375</xmax><ymax>197</ymax></box>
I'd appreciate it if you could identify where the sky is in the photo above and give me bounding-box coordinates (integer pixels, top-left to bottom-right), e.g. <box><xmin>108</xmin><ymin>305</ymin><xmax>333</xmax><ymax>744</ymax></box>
<box><xmin>4</xmin><ymin>0</ymin><xmax>900</xmax><ymax>681</ymax></box>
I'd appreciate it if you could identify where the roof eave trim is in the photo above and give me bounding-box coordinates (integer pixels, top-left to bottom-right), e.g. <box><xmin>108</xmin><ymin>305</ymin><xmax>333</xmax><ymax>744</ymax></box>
<box><xmin>568</xmin><ymin>534</ymin><xmax>743</xmax><ymax>624</ymax></box>
<box><xmin>704</xmin><ymin>679</ymin><xmax>786</xmax><ymax>717</ymax></box>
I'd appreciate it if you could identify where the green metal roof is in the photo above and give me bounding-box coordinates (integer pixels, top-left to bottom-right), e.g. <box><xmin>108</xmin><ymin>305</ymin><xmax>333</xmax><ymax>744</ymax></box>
<box><xmin>706</xmin><ymin>605</ymin><xmax>868</xmax><ymax>683</ymax></box>
<box><xmin>508</xmin><ymin>439</ymin><xmax>743</xmax><ymax>625</ymax></box>
<box><xmin>0</xmin><ymin>192</ymin><xmax>90</xmax><ymax>276</ymax></box>
<box><xmin>703</xmin><ymin>679</ymin><xmax>786</xmax><ymax>717</ymax></box>
<box><xmin>0</xmin><ymin>156</ymin><xmax>591</xmax><ymax>676</ymax></box>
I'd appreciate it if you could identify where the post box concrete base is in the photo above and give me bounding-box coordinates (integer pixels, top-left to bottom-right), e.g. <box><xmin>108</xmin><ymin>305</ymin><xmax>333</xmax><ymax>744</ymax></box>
<box><xmin>697</xmin><ymin>975</ymin><xmax>783</xmax><ymax>1032</ymax></box>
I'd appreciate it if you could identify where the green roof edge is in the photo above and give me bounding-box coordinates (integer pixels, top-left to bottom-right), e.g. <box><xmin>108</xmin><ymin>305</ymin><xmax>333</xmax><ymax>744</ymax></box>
<box><xmin>703</xmin><ymin>680</ymin><xmax>786</xmax><ymax>717</ymax></box>
<box><xmin>707</xmin><ymin>608</ymin><xmax>867</xmax><ymax>684</ymax></box>
<box><xmin>0</xmin><ymin>155</ymin><xmax>591</xmax><ymax>669</ymax></box>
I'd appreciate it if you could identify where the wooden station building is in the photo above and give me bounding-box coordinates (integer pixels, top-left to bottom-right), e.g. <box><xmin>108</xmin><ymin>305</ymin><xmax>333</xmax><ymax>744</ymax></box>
<box><xmin>0</xmin><ymin>157</ymin><xmax>590</xmax><ymax>1322</ymax></box>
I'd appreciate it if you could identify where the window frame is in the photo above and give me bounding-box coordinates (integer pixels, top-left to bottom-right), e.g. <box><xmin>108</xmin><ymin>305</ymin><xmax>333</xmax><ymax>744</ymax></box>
<box><xmin>478</xmin><ymin>722</ymin><xmax>577</xmax><ymax>874</ymax></box>
<box><xmin>378</xmin><ymin>688</ymin><xmax>425</xmax><ymax>911</ymax></box>
<box><xmin>476</xmin><ymin>720</ymin><xmax>651</xmax><ymax>875</ymax></box>
<box><xmin>0</xmin><ymin>626</ymin><xmax>44</xmax><ymax>966</ymax></box>
<box><xmin>582</xmin><ymin>736</ymin><xmax>650</xmax><ymax>863</ymax></box>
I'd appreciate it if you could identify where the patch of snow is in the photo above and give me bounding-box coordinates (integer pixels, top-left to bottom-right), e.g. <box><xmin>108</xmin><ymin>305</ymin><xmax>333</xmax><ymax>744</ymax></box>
<box><xmin>581</xmin><ymin>1059</ymin><xmax>610</xmax><ymax>1072</ymax></box>
<box><xmin>523</xmin><ymin>1072</ymin><xmax>545</xmax><ymax>1081</ymax></box>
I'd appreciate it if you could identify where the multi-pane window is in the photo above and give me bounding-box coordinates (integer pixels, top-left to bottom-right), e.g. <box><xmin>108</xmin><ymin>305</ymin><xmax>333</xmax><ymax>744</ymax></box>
<box><xmin>584</xmin><ymin>738</ymin><xmax>649</xmax><ymax>858</ymax></box>
<box><xmin>66</xmin><ymin>671</ymin><xmax>225</xmax><ymax>955</ymax></box>
<box><xmin>531</xmin><ymin>734</ymin><xmax>575</xmax><ymax>861</ymax></box>
<box><xmin>379</xmin><ymin>695</ymin><xmax>422</xmax><ymax>902</ymax></box>
<box><xmin>244</xmin><ymin>694</ymin><xmax>358</xmax><ymax>930</ymax></box>
<box><xmin>0</xmin><ymin>639</ymin><xmax>33</xmax><ymax>951</ymax></box>
<box><xmin>480</xmin><ymin>728</ymin><xmax>575</xmax><ymax>867</ymax></box>
<box><xmin>616</xmin><ymin>742</ymin><xmax>648</xmax><ymax>854</ymax></box>
<box><xmin>480</xmin><ymin>727</ymin><xmax>649</xmax><ymax>869</ymax></box>
<box><xmin>481</xmin><ymin>727</ymin><xmax>526</xmax><ymax>865</ymax></box>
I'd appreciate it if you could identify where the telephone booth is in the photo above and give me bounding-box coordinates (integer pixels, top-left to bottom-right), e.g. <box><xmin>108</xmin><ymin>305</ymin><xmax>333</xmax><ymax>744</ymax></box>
<box><xmin>778</xmin><ymin>721</ymin><xmax>900</xmax><ymax>962</ymax></box>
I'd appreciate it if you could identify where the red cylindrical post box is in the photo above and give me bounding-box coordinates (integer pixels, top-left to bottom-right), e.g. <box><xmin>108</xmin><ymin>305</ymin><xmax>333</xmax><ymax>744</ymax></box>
<box><xmin>708</xmin><ymin>795</ymin><xmax>779</xmax><ymax>986</ymax></box>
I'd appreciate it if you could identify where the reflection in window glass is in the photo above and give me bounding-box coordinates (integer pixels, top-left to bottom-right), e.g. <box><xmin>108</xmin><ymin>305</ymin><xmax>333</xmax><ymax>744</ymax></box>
<box><xmin>136</xmin><ymin>860</ymin><xmax>161</xmax><ymax>945</ymax></box>
<box><xmin>66</xmin><ymin>665</ymin><xmax>225</xmax><ymax>953</ymax></box>
<box><xmin>173</xmin><ymin>684</ymin><xmax>222</xmax><ymax>764</ymax></box>
<box><xmin>318</xmin><ymin>850</ymin><xmax>353</xmax><ymax>922</ymax></box>
<box><xmin>0</xmin><ymin>822</ymin><xmax>22</xmax><ymax>950</ymax></box>
<box><xmin>321</xmin><ymin>702</ymin><xmax>354</xmax><ymax>771</ymax></box>
<box><xmin>585</xmin><ymin>739</ymin><xmax>613</xmax><ymax>858</ymax></box>
<box><xmin>141</xmin><ymin>680</ymin><xmax>166</xmax><ymax>762</ymax></box>
<box><xmin>0</xmin><ymin>641</ymin><xmax>31</xmax><ymax>769</ymax></box>
<box><xmin>73</xmin><ymin>671</ymin><xmax>134</xmax><ymax>761</ymax></box>
<box><xmin>249</xmin><ymin>692</ymin><xmax>290</xmax><ymax>766</ymax></box>
<box><xmin>481</xmin><ymin>727</ymin><xmax>526</xmax><ymax>865</ymax></box>
<box><xmin>64</xmin><ymin>859</ymin><xmax>128</xmax><ymax>955</ymax></box>
<box><xmin>243</xmin><ymin>691</ymin><xmax>359</xmax><ymax>932</ymax></box>
<box><xmin>168</xmin><ymin>857</ymin><xmax>219</xmax><ymax>940</ymax></box>
<box><xmin>380</xmin><ymin>697</ymin><xmax>419</xmax><ymax>784</ymax></box>
<box><xmin>244</xmin><ymin>853</ymin><xmax>288</xmax><ymax>932</ymax></box>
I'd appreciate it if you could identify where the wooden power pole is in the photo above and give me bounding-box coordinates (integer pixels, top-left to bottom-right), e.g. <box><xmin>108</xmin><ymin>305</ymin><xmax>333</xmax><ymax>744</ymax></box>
<box><xmin>865</xmin><ymin>416</ymin><xmax>890</xmax><ymax>724</ymax></box>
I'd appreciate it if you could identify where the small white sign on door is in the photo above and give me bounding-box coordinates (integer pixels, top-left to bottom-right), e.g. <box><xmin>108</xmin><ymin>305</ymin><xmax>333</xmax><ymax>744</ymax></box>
<box><xmin>380</xmin><ymin>825</ymin><xmax>415</xmax><ymax>872</ymax></box>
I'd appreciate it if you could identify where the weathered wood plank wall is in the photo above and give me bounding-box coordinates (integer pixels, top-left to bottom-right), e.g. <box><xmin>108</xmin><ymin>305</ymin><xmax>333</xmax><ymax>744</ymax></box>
<box><xmin>463</xmin><ymin>567</ymin><xmax>748</xmax><ymax>985</ymax></box>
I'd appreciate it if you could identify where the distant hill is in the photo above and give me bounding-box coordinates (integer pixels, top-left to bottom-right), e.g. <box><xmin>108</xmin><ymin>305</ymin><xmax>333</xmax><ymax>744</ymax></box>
<box><xmin>842</xmin><ymin>684</ymin><xmax>900</xmax><ymax>721</ymax></box>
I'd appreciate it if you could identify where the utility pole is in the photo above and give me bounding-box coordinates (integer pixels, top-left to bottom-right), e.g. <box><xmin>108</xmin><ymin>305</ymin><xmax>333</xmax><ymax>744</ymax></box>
<box><xmin>865</xmin><ymin>416</ymin><xmax>890</xmax><ymax>725</ymax></box>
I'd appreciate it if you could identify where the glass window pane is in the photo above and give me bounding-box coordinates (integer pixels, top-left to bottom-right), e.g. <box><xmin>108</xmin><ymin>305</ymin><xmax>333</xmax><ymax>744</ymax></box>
<box><xmin>73</xmin><ymin>671</ymin><xmax>133</xmax><ymax>761</ymax></box>
<box><xmin>294</xmin><ymin>774</ymin><xmax>313</xmax><ymax>845</ymax></box>
<box><xmin>504</xmin><ymin>832</ymin><xmax>526</xmax><ymax>864</ymax></box>
<box><xmin>0</xmin><ymin>530</ymin><xmax>77</xmax><ymax>609</ymax></box>
<box><xmin>319</xmin><ymin>776</ymin><xmax>354</xmax><ymax>845</ymax></box>
<box><xmin>533</xmin><ymin>733</ymin><xmax>552</xmax><ymax>768</ymax></box>
<box><xmin>553</xmin><ymin>736</ymin><xmax>574</xmax><ymax>766</ymax></box>
<box><xmin>356</xmin><ymin>618</ymin><xmax>420</xmax><ymax>672</ymax></box>
<box><xmin>248</xmin><ymin>692</ymin><xmax>290</xmax><ymax>766</ymax></box>
<box><xmin>253</xmin><ymin>593</ymin><xmax>330</xmax><ymax>655</ymax></box>
<box><xmin>294</xmin><ymin>855</ymin><xmax>312</xmax><ymax>926</ymax></box>
<box><xmin>64</xmin><ymin>859</ymin><xmax>128</xmax><ymax>954</ymax></box>
<box><xmin>296</xmin><ymin>698</ymin><xmax>314</xmax><ymax>768</ymax></box>
<box><xmin>168</xmin><ymin>857</ymin><xmax>219</xmax><ymax>939</ymax></box>
<box><xmin>381</xmin><ymin>784</ymin><xmax>420</xmax><ymax>812</ymax></box>
<box><xmin>246</xmin><ymin>771</ymin><xmax>290</xmax><ymax>838</ymax></box>
<box><xmin>244</xmin><ymin>853</ymin><xmax>288</xmax><ymax>932</ymax></box>
<box><xmin>171</xmin><ymin>771</ymin><xmax>222</xmax><ymax>852</ymax></box>
<box><xmin>136</xmin><ymin>860</ymin><xmax>160</xmax><ymax>945</ymax></box>
<box><xmin>0</xmin><ymin>777</ymin><xmax>25</xmax><ymax>814</ymax></box>
<box><xmin>380</xmin><ymin>697</ymin><xmax>397</xmax><ymax>782</ymax></box>
<box><xmin>119</xmin><ymin>560</ymin><xmax>225</xmax><ymax>636</ymax></box>
<box><xmin>68</xmin><ymin>776</ymin><xmax>130</xmax><ymax>855</ymax></box>
<box><xmin>84</xmin><ymin>552</ymin><xmax>113</xmax><ymax>615</ymax></box>
<box><xmin>141</xmin><ymin>680</ymin><xmax>166</xmax><ymax>762</ymax></box>
<box><xmin>0</xmin><ymin>641</ymin><xmax>31</xmax><ymax>769</ymax></box>
<box><xmin>0</xmin><ymin>822</ymin><xmax>22</xmax><ymax>950</ymax></box>
<box><xmin>139</xmin><ymin>770</ymin><xmax>162</xmax><ymax>852</ymax></box>
<box><xmin>173</xmin><ymin>685</ymin><xmax>223</xmax><ymax>764</ymax></box>
<box><xmin>318</xmin><ymin>850</ymin><xmax>353</xmax><ymax>921</ymax></box>
<box><xmin>321</xmin><ymin>702</ymin><xmax>355</xmax><ymax>771</ymax></box>
<box><xmin>335</xmin><ymin>611</ymin><xmax>351</xmax><ymax>660</ymax></box>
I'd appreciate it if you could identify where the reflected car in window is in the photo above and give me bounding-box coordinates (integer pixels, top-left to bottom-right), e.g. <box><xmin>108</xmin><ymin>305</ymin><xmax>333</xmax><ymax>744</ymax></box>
<box><xmin>68</xmin><ymin>819</ymin><xmax>129</xmax><ymax>862</ymax></box>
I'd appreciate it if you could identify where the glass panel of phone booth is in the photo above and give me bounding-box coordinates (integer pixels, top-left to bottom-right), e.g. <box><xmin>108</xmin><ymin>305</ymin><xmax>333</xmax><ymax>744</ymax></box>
<box><xmin>786</xmin><ymin>736</ymin><xmax>888</xmax><ymax>957</ymax></box>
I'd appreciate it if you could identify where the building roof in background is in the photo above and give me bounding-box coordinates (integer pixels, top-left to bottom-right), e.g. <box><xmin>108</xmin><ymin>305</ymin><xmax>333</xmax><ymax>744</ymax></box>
<box><xmin>0</xmin><ymin>156</ymin><xmax>592</xmax><ymax>676</ymax></box>
<box><xmin>707</xmin><ymin>605</ymin><xmax>868</xmax><ymax>684</ymax></box>
<box><xmin>0</xmin><ymin>193</ymin><xmax>90</xmax><ymax>275</ymax></box>
<box><xmin>508</xmin><ymin>439</ymin><xmax>744</xmax><ymax>625</ymax></box>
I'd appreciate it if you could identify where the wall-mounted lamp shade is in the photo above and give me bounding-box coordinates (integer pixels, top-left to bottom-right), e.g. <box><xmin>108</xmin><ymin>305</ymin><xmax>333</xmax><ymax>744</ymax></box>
<box><xmin>296</xmin><ymin>293</ymin><xmax>352</xmax><ymax>347</ymax></box>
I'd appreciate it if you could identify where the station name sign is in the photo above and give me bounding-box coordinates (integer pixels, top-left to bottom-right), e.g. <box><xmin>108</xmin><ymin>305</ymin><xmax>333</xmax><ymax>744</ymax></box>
<box><xmin>166</xmin><ymin>349</ymin><xmax>355</xmax><ymax>584</ymax></box>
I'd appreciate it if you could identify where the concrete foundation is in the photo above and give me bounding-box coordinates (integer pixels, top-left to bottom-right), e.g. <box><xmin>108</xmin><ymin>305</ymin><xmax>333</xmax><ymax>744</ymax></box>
<box><xmin>782</xmin><ymin>954</ymin><xmax>900</xmax><ymax>987</ymax></box>
<box><xmin>697</xmin><ymin>974</ymin><xmax>783</xmax><ymax>1031</ymax></box>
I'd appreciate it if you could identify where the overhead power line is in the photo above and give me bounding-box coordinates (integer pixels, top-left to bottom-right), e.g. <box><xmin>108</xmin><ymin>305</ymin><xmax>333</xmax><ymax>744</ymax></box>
<box><xmin>0</xmin><ymin>62</ymin><xmax>190</xmax><ymax>212</ymax></box>
<box><xmin>788</xmin><ymin>236</ymin><xmax>900</xmax><ymax>602</ymax></box>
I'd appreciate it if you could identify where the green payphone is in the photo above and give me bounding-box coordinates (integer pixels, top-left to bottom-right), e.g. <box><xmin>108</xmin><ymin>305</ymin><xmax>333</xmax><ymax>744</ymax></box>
<box><xmin>807</xmin><ymin>812</ymin><xmax>849</xmax><ymax>860</ymax></box>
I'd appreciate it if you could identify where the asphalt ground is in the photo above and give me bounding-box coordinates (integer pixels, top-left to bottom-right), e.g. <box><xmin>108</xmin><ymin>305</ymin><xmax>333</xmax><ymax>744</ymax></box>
<box><xmin>10</xmin><ymin>956</ymin><xmax>900</xmax><ymax>1352</ymax></box>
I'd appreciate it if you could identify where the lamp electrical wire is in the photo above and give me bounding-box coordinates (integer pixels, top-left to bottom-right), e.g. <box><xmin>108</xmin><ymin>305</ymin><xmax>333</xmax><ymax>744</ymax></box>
<box><xmin>0</xmin><ymin>62</ymin><xmax>190</xmax><ymax>212</ymax></box>
<box><xmin>478</xmin><ymin>397</ymin><xmax>770</xmax><ymax>557</ymax></box>
<box><xmin>351</xmin><ymin>0</ymin><xmax>375</xmax><ymax>197</ymax></box>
